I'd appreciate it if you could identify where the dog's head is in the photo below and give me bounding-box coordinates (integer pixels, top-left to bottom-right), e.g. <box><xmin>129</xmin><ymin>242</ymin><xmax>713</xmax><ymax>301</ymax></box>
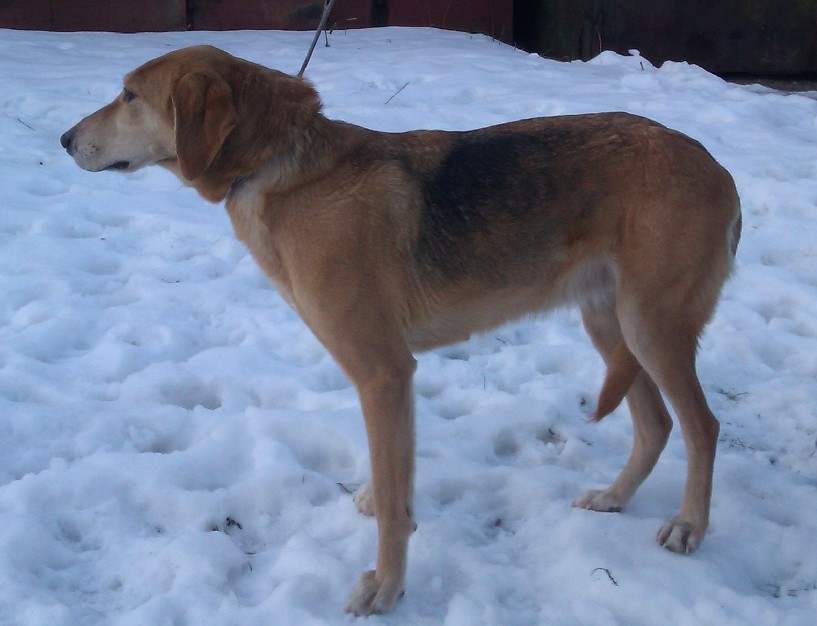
<box><xmin>61</xmin><ymin>45</ymin><xmax>321</xmax><ymax>201</ymax></box>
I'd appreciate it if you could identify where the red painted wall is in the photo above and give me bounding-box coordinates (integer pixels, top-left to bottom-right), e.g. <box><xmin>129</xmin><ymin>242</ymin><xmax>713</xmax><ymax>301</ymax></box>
<box><xmin>388</xmin><ymin>0</ymin><xmax>512</xmax><ymax>43</ymax></box>
<box><xmin>0</xmin><ymin>0</ymin><xmax>513</xmax><ymax>43</ymax></box>
<box><xmin>190</xmin><ymin>0</ymin><xmax>325</xmax><ymax>31</ymax></box>
<box><xmin>0</xmin><ymin>0</ymin><xmax>186</xmax><ymax>32</ymax></box>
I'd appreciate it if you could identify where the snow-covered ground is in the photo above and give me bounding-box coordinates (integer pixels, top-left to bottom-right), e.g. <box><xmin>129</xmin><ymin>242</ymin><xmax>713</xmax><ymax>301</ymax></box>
<box><xmin>1</xmin><ymin>26</ymin><xmax>816</xmax><ymax>626</ymax></box>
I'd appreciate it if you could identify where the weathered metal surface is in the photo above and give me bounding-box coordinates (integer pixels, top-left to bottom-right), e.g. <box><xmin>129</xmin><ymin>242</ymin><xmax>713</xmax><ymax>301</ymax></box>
<box><xmin>330</xmin><ymin>0</ymin><xmax>375</xmax><ymax>30</ymax></box>
<box><xmin>388</xmin><ymin>0</ymin><xmax>513</xmax><ymax>43</ymax></box>
<box><xmin>190</xmin><ymin>0</ymin><xmax>324</xmax><ymax>31</ymax></box>
<box><xmin>0</xmin><ymin>0</ymin><xmax>186</xmax><ymax>32</ymax></box>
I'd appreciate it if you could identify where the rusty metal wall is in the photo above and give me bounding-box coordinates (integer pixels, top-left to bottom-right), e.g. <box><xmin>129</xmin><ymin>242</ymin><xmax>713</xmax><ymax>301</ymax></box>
<box><xmin>0</xmin><ymin>1</ymin><xmax>513</xmax><ymax>42</ymax></box>
<box><xmin>190</xmin><ymin>0</ymin><xmax>324</xmax><ymax>31</ymax></box>
<box><xmin>331</xmin><ymin>0</ymin><xmax>515</xmax><ymax>40</ymax></box>
<box><xmin>384</xmin><ymin>0</ymin><xmax>513</xmax><ymax>43</ymax></box>
<box><xmin>0</xmin><ymin>0</ymin><xmax>187</xmax><ymax>32</ymax></box>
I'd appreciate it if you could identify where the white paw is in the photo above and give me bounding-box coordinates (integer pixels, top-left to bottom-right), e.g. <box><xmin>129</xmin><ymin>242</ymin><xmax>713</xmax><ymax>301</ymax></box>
<box><xmin>353</xmin><ymin>482</ymin><xmax>376</xmax><ymax>517</ymax></box>
<box><xmin>657</xmin><ymin>516</ymin><xmax>703</xmax><ymax>554</ymax></box>
<box><xmin>572</xmin><ymin>489</ymin><xmax>624</xmax><ymax>513</ymax></box>
<box><xmin>345</xmin><ymin>570</ymin><xmax>404</xmax><ymax>616</ymax></box>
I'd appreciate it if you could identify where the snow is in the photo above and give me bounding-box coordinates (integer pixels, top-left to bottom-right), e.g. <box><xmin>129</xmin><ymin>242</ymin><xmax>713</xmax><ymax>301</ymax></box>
<box><xmin>1</xmin><ymin>25</ymin><xmax>816</xmax><ymax>625</ymax></box>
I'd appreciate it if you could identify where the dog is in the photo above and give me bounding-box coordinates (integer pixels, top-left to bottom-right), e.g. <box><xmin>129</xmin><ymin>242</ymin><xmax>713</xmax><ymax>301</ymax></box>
<box><xmin>61</xmin><ymin>45</ymin><xmax>741</xmax><ymax>615</ymax></box>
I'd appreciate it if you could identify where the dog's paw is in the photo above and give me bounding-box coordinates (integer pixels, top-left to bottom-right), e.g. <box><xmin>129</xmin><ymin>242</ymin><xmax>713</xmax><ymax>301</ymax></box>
<box><xmin>656</xmin><ymin>516</ymin><xmax>703</xmax><ymax>554</ymax></box>
<box><xmin>572</xmin><ymin>489</ymin><xmax>624</xmax><ymax>513</ymax></box>
<box><xmin>353</xmin><ymin>482</ymin><xmax>376</xmax><ymax>517</ymax></box>
<box><xmin>344</xmin><ymin>570</ymin><xmax>404</xmax><ymax>616</ymax></box>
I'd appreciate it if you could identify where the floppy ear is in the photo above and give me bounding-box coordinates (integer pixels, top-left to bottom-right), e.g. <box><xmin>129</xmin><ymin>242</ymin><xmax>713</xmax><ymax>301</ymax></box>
<box><xmin>172</xmin><ymin>72</ymin><xmax>236</xmax><ymax>181</ymax></box>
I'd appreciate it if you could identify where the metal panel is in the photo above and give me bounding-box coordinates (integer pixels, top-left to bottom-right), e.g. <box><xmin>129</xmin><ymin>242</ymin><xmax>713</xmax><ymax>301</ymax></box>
<box><xmin>190</xmin><ymin>0</ymin><xmax>326</xmax><ymax>31</ymax></box>
<box><xmin>330</xmin><ymin>0</ymin><xmax>375</xmax><ymax>30</ymax></box>
<box><xmin>388</xmin><ymin>0</ymin><xmax>513</xmax><ymax>43</ymax></box>
<box><xmin>0</xmin><ymin>0</ymin><xmax>186</xmax><ymax>32</ymax></box>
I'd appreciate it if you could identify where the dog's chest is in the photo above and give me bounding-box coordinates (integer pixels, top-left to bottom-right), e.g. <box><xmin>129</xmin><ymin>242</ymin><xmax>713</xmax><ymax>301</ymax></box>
<box><xmin>225</xmin><ymin>185</ymin><xmax>292</xmax><ymax>298</ymax></box>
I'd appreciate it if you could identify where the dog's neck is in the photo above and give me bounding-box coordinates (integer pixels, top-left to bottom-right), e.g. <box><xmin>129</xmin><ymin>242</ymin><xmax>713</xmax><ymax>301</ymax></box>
<box><xmin>225</xmin><ymin>115</ymin><xmax>351</xmax><ymax>203</ymax></box>
<box><xmin>181</xmin><ymin>69</ymin><xmax>336</xmax><ymax>204</ymax></box>
<box><xmin>190</xmin><ymin>121</ymin><xmax>354</xmax><ymax>207</ymax></box>
<box><xmin>228</xmin><ymin>174</ymin><xmax>250</xmax><ymax>196</ymax></box>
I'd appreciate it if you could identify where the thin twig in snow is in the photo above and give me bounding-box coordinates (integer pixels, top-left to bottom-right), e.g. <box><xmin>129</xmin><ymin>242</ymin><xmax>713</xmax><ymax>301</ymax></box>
<box><xmin>592</xmin><ymin>567</ymin><xmax>619</xmax><ymax>586</ymax></box>
<box><xmin>385</xmin><ymin>82</ymin><xmax>410</xmax><ymax>105</ymax></box>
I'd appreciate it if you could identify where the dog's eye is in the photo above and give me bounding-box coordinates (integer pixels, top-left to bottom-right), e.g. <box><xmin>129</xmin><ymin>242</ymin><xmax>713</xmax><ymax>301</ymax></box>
<box><xmin>123</xmin><ymin>89</ymin><xmax>136</xmax><ymax>103</ymax></box>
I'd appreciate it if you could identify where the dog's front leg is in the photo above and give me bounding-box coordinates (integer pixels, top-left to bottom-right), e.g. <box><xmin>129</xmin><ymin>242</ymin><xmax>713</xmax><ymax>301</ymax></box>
<box><xmin>345</xmin><ymin>359</ymin><xmax>416</xmax><ymax>615</ymax></box>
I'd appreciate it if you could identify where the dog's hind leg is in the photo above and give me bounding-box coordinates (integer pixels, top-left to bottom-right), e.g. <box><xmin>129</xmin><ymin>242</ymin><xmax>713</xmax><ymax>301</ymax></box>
<box><xmin>615</xmin><ymin>282</ymin><xmax>721</xmax><ymax>553</ymax></box>
<box><xmin>573</xmin><ymin>299</ymin><xmax>673</xmax><ymax>513</ymax></box>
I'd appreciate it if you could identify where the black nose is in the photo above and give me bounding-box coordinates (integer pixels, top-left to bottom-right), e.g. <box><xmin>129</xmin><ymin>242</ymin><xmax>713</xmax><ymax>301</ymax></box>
<box><xmin>60</xmin><ymin>130</ymin><xmax>73</xmax><ymax>150</ymax></box>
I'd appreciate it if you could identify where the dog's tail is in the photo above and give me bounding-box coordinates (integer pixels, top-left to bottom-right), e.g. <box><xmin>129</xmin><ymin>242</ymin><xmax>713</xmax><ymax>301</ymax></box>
<box><xmin>592</xmin><ymin>342</ymin><xmax>641</xmax><ymax>422</ymax></box>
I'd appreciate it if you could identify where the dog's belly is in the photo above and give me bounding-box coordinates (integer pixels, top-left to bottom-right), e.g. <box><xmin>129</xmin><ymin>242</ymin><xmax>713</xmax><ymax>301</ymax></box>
<box><xmin>406</xmin><ymin>318</ymin><xmax>473</xmax><ymax>351</ymax></box>
<box><xmin>405</xmin><ymin>256</ymin><xmax>617</xmax><ymax>352</ymax></box>
<box><xmin>405</xmin><ymin>287</ymin><xmax>549</xmax><ymax>351</ymax></box>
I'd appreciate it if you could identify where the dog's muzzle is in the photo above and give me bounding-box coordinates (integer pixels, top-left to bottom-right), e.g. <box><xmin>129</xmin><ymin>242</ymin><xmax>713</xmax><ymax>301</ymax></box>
<box><xmin>60</xmin><ymin>128</ymin><xmax>130</xmax><ymax>171</ymax></box>
<box><xmin>60</xmin><ymin>129</ymin><xmax>74</xmax><ymax>151</ymax></box>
